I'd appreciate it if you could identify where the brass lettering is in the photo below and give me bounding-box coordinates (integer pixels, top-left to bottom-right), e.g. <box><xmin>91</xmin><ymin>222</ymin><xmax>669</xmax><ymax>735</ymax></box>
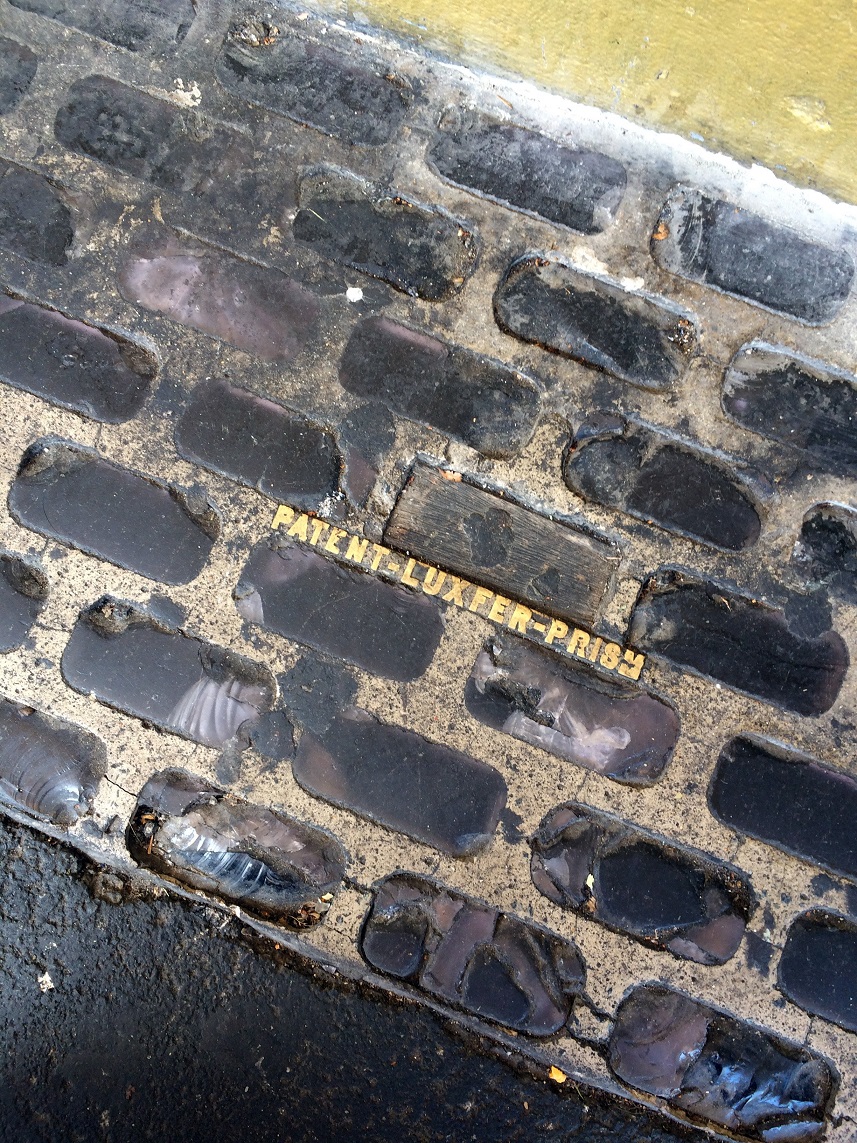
<box><xmin>507</xmin><ymin>603</ymin><xmax>532</xmax><ymax>633</ymax></box>
<box><xmin>468</xmin><ymin>586</ymin><xmax>494</xmax><ymax>614</ymax></box>
<box><xmin>286</xmin><ymin>513</ymin><xmax>309</xmax><ymax>541</ymax></box>
<box><xmin>422</xmin><ymin>567</ymin><xmax>447</xmax><ymax>597</ymax></box>
<box><xmin>269</xmin><ymin>503</ymin><xmax>645</xmax><ymax>684</ymax></box>
<box><xmin>324</xmin><ymin>527</ymin><xmax>346</xmax><ymax>556</ymax></box>
<box><xmin>618</xmin><ymin>650</ymin><xmax>645</xmax><ymax>680</ymax></box>
<box><xmin>599</xmin><ymin>642</ymin><xmax>621</xmax><ymax>670</ymax></box>
<box><xmin>586</xmin><ymin>636</ymin><xmax>603</xmax><ymax>663</ymax></box>
<box><xmin>401</xmin><ymin>559</ymin><xmax>422</xmax><ymax>588</ymax></box>
<box><xmin>345</xmin><ymin>535</ymin><xmax>369</xmax><ymax>563</ymax></box>
<box><xmin>487</xmin><ymin>595</ymin><xmax>510</xmax><ymax>623</ymax></box>
<box><xmin>545</xmin><ymin>619</ymin><xmax>568</xmax><ymax>646</ymax></box>
<box><xmin>308</xmin><ymin>518</ymin><xmax>328</xmax><ymax>546</ymax></box>
<box><xmin>442</xmin><ymin>576</ymin><xmax>467</xmax><ymax>606</ymax></box>
<box><xmin>568</xmin><ymin>629</ymin><xmax>590</xmax><ymax>657</ymax></box>
<box><xmin>272</xmin><ymin>505</ymin><xmax>295</xmax><ymax>530</ymax></box>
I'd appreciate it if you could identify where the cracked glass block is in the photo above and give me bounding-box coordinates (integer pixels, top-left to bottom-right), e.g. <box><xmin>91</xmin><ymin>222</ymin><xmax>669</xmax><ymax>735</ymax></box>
<box><xmin>466</xmin><ymin>636</ymin><xmax>677</xmax><ymax>785</ymax></box>
<box><xmin>653</xmin><ymin>188</ymin><xmax>853</xmax><ymax>324</ymax></box>
<box><xmin>630</xmin><ymin>569</ymin><xmax>848</xmax><ymax>716</ymax></box>
<box><xmin>428</xmin><ymin>113</ymin><xmax>625</xmax><ymax>234</ymax></box>
<box><xmin>127</xmin><ymin>767</ymin><xmax>346</xmax><ymax>927</ymax></box>
<box><xmin>531</xmin><ymin>803</ymin><xmax>753</xmax><ymax>963</ymax></box>
<box><xmin>0</xmin><ymin>159</ymin><xmax>73</xmax><ymax>265</ymax></box>
<box><xmin>494</xmin><ymin>254</ymin><xmax>697</xmax><ymax>391</ymax></box>
<box><xmin>0</xmin><ymin>697</ymin><xmax>105</xmax><ymax>826</ymax></box>
<box><xmin>361</xmin><ymin>873</ymin><xmax>585</xmax><ymax>1035</ymax></box>
<box><xmin>793</xmin><ymin>504</ymin><xmax>857</xmax><ymax>602</ymax></box>
<box><xmin>724</xmin><ymin>343</ymin><xmax>857</xmax><ymax>476</ymax></box>
<box><xmin>564</xmin><ymin>413</ymin><xmax>765</xmax><ymax>551</ymax></box>
<box><xmin>609</xmin><ymin>984</ymin><xmax>835</xmax><ymax>1141</ymax></box>
<box><xmin>63</xmin><ymin>597</ymin><xmax>276</xmax><ymax>751</ymax></box>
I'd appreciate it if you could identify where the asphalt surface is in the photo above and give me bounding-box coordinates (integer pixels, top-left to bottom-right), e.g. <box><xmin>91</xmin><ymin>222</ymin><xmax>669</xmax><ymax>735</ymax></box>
<box><xmin>0</xmin><ymin>813</ymin><xmax>709</xmax><ymax>1143</ymax></box>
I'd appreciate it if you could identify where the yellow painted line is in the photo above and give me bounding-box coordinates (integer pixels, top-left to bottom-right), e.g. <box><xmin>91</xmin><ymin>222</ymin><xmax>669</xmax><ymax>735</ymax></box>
<box><xmin>342</xmin><ymin>0</ymin><xmax>857</xmax><ymax>205</ymax></box>
<box><xmin>271</xmin><ymin>503</ymin><xmax>646</xmax><ymax>681</ymax></box>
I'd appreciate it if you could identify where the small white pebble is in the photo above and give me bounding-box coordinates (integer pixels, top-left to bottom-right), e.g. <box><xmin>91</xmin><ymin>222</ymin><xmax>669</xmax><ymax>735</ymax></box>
<box><xmin>346</xmin><ymin>286</ymin><xmax>364</xmax><ymax>303</ymax></box>
<box><xmin>37</xmin><ymin>971</ymin><xmax>54</xmax><ymax>993</ymax></box>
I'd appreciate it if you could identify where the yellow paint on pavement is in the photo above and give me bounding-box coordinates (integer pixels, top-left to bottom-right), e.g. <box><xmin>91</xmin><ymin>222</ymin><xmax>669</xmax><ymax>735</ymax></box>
<box><xmin>323</xmin><ymin>0</ymin><xmax>857</xmax><ymax>204</ymax></box>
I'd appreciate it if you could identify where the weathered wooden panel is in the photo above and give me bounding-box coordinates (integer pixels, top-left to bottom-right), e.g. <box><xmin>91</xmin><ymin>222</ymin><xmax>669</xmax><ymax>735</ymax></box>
<box><xmin>384</xmin><ymin>463</ymin><xmax>619</xmax><ymax>627</ymax></box>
